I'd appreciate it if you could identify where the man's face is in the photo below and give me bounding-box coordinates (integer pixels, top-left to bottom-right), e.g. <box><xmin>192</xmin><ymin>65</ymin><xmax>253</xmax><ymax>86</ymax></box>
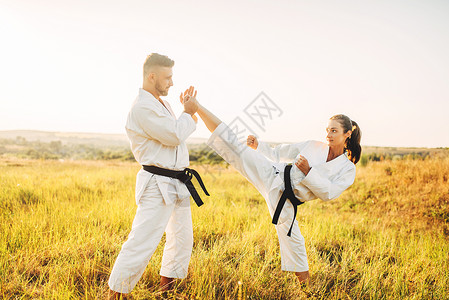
<box><xmin>154</xmin><ymin>67</ymin><xmax>173</xmax><ymax>97</ymax></box>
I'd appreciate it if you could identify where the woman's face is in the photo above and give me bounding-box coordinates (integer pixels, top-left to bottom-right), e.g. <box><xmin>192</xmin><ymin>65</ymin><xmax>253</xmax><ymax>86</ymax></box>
<box><xmin>326</xmin><ymin>119</ymin><xmax>352</xmax><ymax>148</ymax></box>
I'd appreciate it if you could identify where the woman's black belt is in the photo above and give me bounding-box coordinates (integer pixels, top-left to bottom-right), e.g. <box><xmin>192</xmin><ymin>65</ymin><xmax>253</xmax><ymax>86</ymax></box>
<box><xmin>271</xmin><ymin>164</ymin><xmax>304</xmax><ymax>237</ymax></box>
<box><xmin>142</xmin><ymin>165</ymin><xmax>209</xmax><ymax>207</ymax></box>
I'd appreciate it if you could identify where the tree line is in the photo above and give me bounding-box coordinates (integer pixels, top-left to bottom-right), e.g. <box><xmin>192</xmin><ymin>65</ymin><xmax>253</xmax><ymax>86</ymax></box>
<box><xmin>1</xmin><ymin>137</ymin><xmax>446</xmax><ymax>165</ymax></box>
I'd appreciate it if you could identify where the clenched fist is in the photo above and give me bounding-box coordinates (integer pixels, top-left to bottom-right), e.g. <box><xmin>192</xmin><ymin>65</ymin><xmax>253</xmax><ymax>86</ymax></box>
<box><xmin>247</xmin><ymin>135</ymin><xmax>258</xmax><ymax>150</ymax></box>
<box><xmin>295</xmin><ymin>155</ymin><xmax>311</xmax><ymax>175</ymax></box>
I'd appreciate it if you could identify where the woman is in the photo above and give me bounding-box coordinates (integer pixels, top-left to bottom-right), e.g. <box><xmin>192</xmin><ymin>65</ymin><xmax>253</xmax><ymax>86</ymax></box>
<box><xmin>182</xmin><ymin>87</ymin><xmax>362</xmax><ymax>283</ymax></box>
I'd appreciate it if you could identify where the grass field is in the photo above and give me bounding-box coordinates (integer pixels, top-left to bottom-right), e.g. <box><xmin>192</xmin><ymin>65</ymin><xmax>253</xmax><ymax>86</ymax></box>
<box><xmin>1</xmin><ymin>157</ymin><xmax>448</xmax><ymax>299</ymax></box>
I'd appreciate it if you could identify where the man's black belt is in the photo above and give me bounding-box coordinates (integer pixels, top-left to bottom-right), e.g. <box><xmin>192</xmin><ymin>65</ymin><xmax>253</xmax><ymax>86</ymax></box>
<box><xmin>272</xmin><ymin>164</ymin><xmax>305</xmax><ymax>237</ymax></box>
<box><xmin>142</xmin><ymin>165</ymin><xmax>209</xmax><ymax>207</ymax></box>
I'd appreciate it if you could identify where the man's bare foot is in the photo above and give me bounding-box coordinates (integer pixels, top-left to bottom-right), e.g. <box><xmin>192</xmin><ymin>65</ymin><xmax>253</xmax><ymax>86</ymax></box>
<box><xmin>107</xmin><ymin>289</ymin><xmax>129</xmax><ymax>300</ymax></box>
<box><xmin>295</xmin><ymin>270</ymin><xmax>310</xmax><ymax>284</ymax></box>
<box><xmin>160</xmin><ymin>276</ymin><xmax>175</xmax><ymax>291</ymax></box>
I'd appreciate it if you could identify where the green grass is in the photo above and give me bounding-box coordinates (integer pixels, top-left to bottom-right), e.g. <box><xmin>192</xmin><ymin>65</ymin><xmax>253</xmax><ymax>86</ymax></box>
<box><xmin>0</xmin><ymin>158</ymin><xmax>448</xmax><ymax>299</ymax></box>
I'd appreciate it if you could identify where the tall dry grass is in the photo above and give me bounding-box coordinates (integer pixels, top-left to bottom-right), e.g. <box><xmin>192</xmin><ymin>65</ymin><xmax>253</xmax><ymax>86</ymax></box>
<box><xmin>0</xmin><ymin>157</ymin><xmax>448</xmax><ymax>299</ymax></box>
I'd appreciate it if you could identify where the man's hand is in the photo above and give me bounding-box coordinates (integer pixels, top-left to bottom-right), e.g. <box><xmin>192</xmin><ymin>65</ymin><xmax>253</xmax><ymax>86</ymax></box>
<box><xmin>180</xmin><ymin>88</ymin><xmax>198</xmax><ymax>121</ymax></box>
<box><xmin>295</xmin><ymin>155</ymin><xmax>311</xmax><ymax>175</ymax></box>
<box><xmin>247</xmin><ymin>135</ymin><xmax>258</xmax><ymax>150</ymax></box>
<box><xmin>181</xmin><ymin>86</ymin><xmax>199</xmax><ymax>118</ymax></box>
<box><xmin>181</xmin><ymin>86</ymin><xmax>198</xmax><ymax>116</ymax></box>
<box><xmin>179</xmin><ymin>86</ymin><xmax>197</xmax><ymax>104</ymax></box>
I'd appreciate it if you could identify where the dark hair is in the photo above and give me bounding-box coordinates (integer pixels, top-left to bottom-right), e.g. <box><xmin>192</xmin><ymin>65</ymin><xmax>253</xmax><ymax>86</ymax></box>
<box><xmin>330</xmin><ymin>114</ymin><xmax>362</xmax><ymax>164</ymax></box>
<box><xmin>143</xmin><ymin>53</ymin><xmax>175</xmax><ymax>77</ymax></box>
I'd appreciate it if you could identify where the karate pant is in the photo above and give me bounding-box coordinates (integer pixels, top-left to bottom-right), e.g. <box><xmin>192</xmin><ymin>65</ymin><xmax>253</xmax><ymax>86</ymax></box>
<box><xmin>108</xmin><ymin>176</ymin><xmax>193</xmax><ymax>293</ymax></box>
<box><xmin>207</xmin><ymin>123</ymin><xmax>309</xmax><ymax>272</ymax></box>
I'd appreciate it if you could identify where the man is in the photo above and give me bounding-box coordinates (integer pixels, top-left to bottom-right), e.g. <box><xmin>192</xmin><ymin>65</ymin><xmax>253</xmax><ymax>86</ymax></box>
<box><xmin>108</xmin><ymin>53</ymin><xmax>204</xmax><ymax>298</ymax></box>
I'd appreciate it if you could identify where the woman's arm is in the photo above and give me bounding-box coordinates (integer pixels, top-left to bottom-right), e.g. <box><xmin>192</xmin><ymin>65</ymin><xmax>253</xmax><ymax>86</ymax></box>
<box><xmin>299</xmin><ymin>164</ymin><xmax>356</xmax><ymax>201</ymax></box>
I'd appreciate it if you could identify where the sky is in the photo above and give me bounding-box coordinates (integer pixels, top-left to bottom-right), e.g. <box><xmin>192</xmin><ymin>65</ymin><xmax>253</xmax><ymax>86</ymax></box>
<box><xmin>1</xmin><ymin>0</ymin><xmax>449</xmax><ymax>147</ymax></box>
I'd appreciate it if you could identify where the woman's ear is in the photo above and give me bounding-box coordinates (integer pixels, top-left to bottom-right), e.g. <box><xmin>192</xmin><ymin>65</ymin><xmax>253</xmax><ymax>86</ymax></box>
<box><xmin>346</xmin><ymin>130</ymin><xmax>352</xmax><ymax>139</ymax></box>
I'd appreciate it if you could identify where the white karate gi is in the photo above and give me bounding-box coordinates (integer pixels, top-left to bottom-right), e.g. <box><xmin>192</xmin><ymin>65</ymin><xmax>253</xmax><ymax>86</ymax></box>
<box><xmin>207</xmin><ymin>123</ymin><xmax>356</xmax><ymax>272</ymax></box>
<box><xmin>108</xmin><ymin>89</ymin><xmax>197</xmax><ymax>293</ymax></box>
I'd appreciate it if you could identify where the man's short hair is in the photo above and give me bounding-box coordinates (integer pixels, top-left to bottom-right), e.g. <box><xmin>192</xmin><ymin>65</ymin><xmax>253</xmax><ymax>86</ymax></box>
<box><xmin>143</xmin><ymin>53</ymin><xmax>175</xmax><ymax>78</ymax></box>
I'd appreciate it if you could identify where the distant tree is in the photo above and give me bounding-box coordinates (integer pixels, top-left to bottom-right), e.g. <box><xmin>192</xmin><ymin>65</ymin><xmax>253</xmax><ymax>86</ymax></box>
<box><xmin>15</xmin><ymin>136</ymin><xmax>27</xmax><ymax>145</ymax></box>
<box><xmin>360</xmin><ymin>155</ymin><xmax>369</xmax><ymax>167</ymax></box>
<box><xmin>49</xmin><ymin>141</ymin><xmax>62</xmax><ymax>153</ymax></box>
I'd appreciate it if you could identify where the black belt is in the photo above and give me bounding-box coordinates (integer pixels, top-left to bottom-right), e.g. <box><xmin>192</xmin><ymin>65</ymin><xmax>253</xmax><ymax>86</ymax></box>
<box><xmin>142</xmin><ymin>165</ymin><xmax>209</xmax><ymax>207</ymax></box>
<box><xmin>272</xmin><ymin>164</ymin><xmax>305</xmax><ymax>237</ymax></box>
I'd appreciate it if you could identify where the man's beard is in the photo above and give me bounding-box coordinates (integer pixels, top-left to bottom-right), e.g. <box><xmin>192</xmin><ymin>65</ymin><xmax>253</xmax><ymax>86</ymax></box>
<box><xmin>156</xmin><ymin>81</ymin><xmax>169</xmax><ymax>96</ymax></box>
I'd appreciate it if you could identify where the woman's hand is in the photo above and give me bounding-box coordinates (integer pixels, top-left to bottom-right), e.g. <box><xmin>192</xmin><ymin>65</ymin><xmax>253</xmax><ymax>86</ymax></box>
<box><xmin>247</xmin><ymin>135</ymin><xmax>258</xmax><ymax>150</ymax></box>
<box><xmin>295</xmin><ymin>155</ymin><xmax>311</xmax><ymax>175</ymax></box>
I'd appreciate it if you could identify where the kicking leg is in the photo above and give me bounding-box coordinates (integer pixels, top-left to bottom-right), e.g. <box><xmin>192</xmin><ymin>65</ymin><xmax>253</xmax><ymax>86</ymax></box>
<box><xmin>197</xmin><ymin>103</ymin><xmax>279</xmax><ymax>198</ymax></box>
<box><xmin>186</xmin><ymin>87</ymin><xmax>277</xmax><ymax>196</ymax></box>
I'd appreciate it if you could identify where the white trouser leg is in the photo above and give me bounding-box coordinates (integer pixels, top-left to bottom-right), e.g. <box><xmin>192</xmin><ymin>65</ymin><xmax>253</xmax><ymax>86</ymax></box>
<box><xmin>207</xmin><ymin>123</ymin><xmax>292</xmax><ymax>218</ymax></box>
<box><xmin>275</xmin><ymin>219</ymin><xmax>309</xmax><ymax>272</ymax></box>
<box><xmin>108</xmin><ymin>177</ymin><xmax>175</xmax><ymax>293</ymax></box>
<box><xmin>206</xmin><ymin>123</ymin><xmax>277</xmax><ymax>198</ymax></box>
<box><xmin>159</xmin><ymin>198</ymin><xmax>193</xmax><ymax>279</ymax></box>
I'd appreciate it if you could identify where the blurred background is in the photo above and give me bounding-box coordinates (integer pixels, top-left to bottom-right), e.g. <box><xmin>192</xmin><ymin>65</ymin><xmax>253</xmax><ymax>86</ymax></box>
<box><xmin>1</xmin><ymin>0</ymin><xmax>449</xmax><ymax>147</ymax></box>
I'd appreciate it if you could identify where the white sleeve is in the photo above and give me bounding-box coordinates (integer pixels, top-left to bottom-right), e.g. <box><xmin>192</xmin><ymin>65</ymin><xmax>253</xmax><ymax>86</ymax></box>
<box><xmin>132</xmin><ymin>106</ymin><xmax>196</xmax><ymax>146</ymax></box>
<box><xmin>257</xmin><ymin>141</ymin><xmax>309</xmax><ymax>163</ymax></box>
<box><xmin>300</xmin><ymin>164</ymin><xmax>356</xmax><ymax>201</ymax></box>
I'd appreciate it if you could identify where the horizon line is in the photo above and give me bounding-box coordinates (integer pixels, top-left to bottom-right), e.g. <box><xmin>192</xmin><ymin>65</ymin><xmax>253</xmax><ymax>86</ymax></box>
<box><xmin>0</xmin><ymin>128</ymin><xmax>447</xmax><ymax>149</ymax></box>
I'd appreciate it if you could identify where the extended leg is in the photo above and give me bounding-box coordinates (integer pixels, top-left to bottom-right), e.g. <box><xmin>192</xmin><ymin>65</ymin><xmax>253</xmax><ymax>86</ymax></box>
<box><xmin>198</xmin><ymin>104</ymin><xmax>278</xmax><ymax>196</ymax></box>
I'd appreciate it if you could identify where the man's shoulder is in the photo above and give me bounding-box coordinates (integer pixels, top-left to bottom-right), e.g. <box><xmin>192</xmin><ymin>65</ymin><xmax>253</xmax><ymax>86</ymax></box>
<box><xmin>130</xmin><ymin>95</ymin><xmax>162</xmax><ymax>114</ymax></box>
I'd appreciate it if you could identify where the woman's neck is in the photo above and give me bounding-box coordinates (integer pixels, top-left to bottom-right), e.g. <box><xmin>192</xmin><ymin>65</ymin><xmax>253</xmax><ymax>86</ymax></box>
<box><xmin>327</xmin><ymin>146</ymin><xmax>345</xmax><ymax>162</ymax></box>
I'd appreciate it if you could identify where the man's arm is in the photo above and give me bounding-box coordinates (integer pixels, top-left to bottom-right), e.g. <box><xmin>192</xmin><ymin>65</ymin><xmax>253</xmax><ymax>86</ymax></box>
<box><xmin>130</xmin><ymin>87</ymin><xmax>199</xmax><ymax>146</ymax></box>
<box><xmin>132</xmin><ymin>105</ymin><xmax>196</xmax><ymax>146</ymax></box>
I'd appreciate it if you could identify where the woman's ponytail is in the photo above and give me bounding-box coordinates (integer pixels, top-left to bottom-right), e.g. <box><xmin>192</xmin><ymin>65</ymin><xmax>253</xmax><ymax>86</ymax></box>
<box><xmin>330</xmin><ymin>115</ymin><xmax>362</xmax><ymax>164</ymax></box>
<box><xmin>346</xmin><ymin>120</ymin><xmax>362</xmax><ymax>164</ymax></box>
